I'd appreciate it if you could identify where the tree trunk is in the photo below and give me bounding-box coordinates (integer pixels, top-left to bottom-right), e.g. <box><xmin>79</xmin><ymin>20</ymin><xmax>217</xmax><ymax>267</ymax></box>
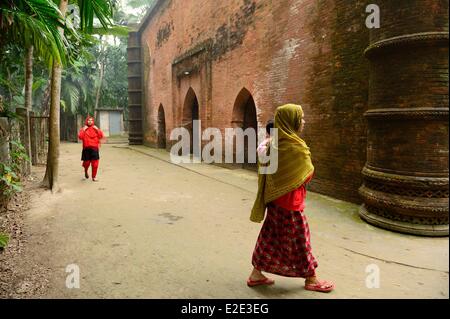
<box><xmin>42</xmin><ymin>0</ymin><xmax>68</xmax><ymax>192</ymax></box>
<box><xmin>22</xmin><ymin>45</ymin><xmax>33</xmax><ymax>173</ymax></box>
<box><xmin>93</xmin><ymin>63</ymin><xmax>104</xmax><ymax>117</ymax></box>
<box><xmin>24</xmin><ymin>46</ymin><xmax>33</xmax><ymax>111</ymax></box>
<box><xmin>41</xmin><ymin>79</ymin><xmax>51</xmax><ymax>116</ymax></box>
<box><xmin>94</xmin><ymin>43</ymin><xmax>105</xmax><ymax>119</ymax></box>
<box><xmin>6</xmin><ymin>68</ymin><xmax>12</xmax><ymax>105</ymax></box>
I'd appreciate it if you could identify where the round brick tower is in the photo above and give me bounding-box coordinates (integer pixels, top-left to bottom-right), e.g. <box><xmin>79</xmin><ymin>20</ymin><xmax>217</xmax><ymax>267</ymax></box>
<box><xmin>359</xmin><ymin>1</ymin><xmax>449</xmax><ymax>236</ymax></box>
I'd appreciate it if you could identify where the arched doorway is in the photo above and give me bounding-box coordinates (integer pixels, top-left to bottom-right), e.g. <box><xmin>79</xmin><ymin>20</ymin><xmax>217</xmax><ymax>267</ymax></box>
<box><xmin>182</xmin><ymin>88</ymin><xmax>200</xmax><ymax>156</ymax></box>
<box><xmin>232</xmin><ymin>88</ymin><xmax>258</xmax><ymax>170</ymax></box>
<box><xmin>157</xmin><ymin>104</ymin><xmax>166</xmax><ymax>149</ymax></box>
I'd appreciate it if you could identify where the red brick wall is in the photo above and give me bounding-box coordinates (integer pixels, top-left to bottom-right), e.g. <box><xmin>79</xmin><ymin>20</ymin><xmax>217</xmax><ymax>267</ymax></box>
<box><xmin>139</xmin><ymin>0</ymin><xmax>371</xmax><ymax>203</ymax></box>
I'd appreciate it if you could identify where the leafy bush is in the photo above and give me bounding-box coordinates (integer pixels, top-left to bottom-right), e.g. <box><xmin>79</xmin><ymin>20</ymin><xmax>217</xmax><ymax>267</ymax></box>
<box><xmin>9</xmin><ymin>140</ymin><xmax>30</xmax><ymax>172</ymax></box>
<box><xmin>0</xmin><ymin>162</ymin><xmax>22</xmax><ymax>197</ymax></box>
<box><xmin>0</xmin><ymin>140</ymin><xmax>29</xmax><ymax>198</ymax></box>
<box><xmin>0</xmin><ymin>232</ymin><xmax>9</xmax><ymax>249</ymax></box>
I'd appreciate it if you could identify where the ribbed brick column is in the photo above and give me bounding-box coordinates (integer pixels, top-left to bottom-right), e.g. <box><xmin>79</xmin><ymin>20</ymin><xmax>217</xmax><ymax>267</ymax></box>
<box><xmin>359</xmin><ymin>1</ymin><xmax>449</xmax><ymax>236</ymax></box>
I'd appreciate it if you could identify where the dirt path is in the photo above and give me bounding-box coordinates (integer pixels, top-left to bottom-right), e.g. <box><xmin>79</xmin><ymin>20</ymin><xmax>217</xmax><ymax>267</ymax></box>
<box><xmin>14</xmin><ymin>142</ymin><xmax>449</xmax><ymax>298</ymax></box>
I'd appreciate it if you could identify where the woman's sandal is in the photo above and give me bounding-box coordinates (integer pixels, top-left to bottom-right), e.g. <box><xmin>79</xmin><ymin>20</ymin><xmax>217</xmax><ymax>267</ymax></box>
<box><xmin>305</xmin><ymin>280</ymin><xmax>335</xmax><ymax>293</ymax></box>
<box><xmin>247</xmin><ymin>277</ymin><xmax>275</xmax><ymax>287</ymax></box>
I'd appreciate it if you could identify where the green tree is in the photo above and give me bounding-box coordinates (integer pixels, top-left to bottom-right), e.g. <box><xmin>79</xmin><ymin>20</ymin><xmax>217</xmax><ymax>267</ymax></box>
<box><xmin>99</xmin><ymin>38</ymin><xmax>128</xmax><ymax>110</ymax></box>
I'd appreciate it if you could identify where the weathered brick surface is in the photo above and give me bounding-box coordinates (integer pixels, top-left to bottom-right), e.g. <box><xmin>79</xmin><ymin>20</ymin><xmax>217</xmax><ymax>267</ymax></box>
<box><xmin>364</xmin><ymin>0</ymin><xmax>449</xmax><ymax>177</ymax></box>
<box><xmin>359</xmin><ymin>0</ymin><xmax>449</xmax><ymax>235</ymax></box>
<box><xmin>137</xmin><ymin>0</ymin><xmax>374</xmax><ymax>203</ymax></box>
<box><xmin>369</xmin><ymin>0</ymin><xmax>449</xmax><ymax>43</ymax></box>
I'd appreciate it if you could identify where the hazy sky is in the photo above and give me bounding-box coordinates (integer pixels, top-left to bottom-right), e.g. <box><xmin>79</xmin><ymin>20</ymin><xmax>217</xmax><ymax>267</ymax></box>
<box><xmin>120</xmin><ymin>0</ymin><xmax>131</xmax><ymax>12</ymax></box>
<box><xmin>119</xmin><ymin>0</ymin><xmax>144</xmax><ymax>15</ymax></box>
<box><xmin>118</xmin><ymin>0</ymin><xmax>151</xmax><ymax>25</ymax></box>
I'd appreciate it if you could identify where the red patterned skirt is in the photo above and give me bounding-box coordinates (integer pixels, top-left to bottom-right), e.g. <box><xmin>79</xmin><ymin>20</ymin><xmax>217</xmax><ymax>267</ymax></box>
<box><xmin>252</xmin><ymin>203</ymin><xmax>318</xmax><ymax>278</ymax></box>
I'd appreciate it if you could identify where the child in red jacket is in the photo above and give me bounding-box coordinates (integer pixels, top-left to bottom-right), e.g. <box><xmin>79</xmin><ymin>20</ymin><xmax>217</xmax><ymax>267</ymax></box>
<box><xmin>78</xmin><ymin>116</ymin><xmax>105</xmax><ymax>181</ymax></box>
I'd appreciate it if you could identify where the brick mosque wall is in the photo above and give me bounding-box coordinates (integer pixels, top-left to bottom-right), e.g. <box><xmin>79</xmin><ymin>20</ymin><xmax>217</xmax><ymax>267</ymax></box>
<box><xmin>137</xmin><ymin>0</ymin><xmax>373</xmax><ymax>203</ymax></box>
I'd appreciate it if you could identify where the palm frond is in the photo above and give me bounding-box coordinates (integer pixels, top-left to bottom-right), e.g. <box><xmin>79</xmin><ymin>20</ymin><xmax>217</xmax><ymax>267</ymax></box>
<box><xmin>61</xmin><ymin>80</ymin><xmax>80</xmax><ymax>114</ymax></box>
<box><xmin>78</xmin><ymin>0</ymin><xmax>114</xmax><ymax>33</ymax></box>
<box><xmin>0</xmin><ymin>0</ymin><xmax>77</xmax><ymax>65</ymax></box>
<box><xmin>32</xmin><ymin>77</ymin><xmax>47</xmax><ymax>92</ymax></box>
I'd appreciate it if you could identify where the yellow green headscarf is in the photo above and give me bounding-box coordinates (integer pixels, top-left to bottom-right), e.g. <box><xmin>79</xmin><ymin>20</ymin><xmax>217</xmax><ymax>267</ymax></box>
<box><xmin>250</xmin><ymin>103</ymin><xmax>314</xmax><ymax>223</ymax></box>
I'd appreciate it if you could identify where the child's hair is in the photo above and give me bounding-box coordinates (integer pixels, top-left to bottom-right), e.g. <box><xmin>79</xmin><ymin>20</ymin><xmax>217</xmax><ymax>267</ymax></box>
<box><xmin>266</xmin><ymin>119</ymin><xmax>274</xmax><ymax>135</ymax></box>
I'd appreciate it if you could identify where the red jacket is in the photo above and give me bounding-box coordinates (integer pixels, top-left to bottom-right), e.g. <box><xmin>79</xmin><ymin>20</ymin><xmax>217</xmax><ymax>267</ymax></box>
<box><xmin>78</xmin><ymin>117</ymin><xmax>104</xmax><ymax>149</ymax></box>
<box><xmin>273</xmin><ymin>173</ymin><xmax>314</xmax><ymax>212</ymax></box>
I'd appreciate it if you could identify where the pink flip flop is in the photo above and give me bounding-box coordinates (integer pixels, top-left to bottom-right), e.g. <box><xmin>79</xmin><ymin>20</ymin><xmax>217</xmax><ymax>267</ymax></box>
<box><xmin>305</xmin><ymin>280</ymin><xmax>335</xmax><ymax>293</ymax></box>
<box><xmin>247</xmin><ymin>277</ymin><xmax>275</xmax><ymax>287</ymax></box>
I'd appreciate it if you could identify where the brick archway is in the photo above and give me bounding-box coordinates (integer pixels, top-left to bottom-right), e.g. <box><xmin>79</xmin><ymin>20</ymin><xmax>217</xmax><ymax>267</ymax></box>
<box><xmin>232</xmin><ymin>88</ymin><xmax>258</xmax><ymax>169</ymax></box>
<box><xmin>157</xmin><ymin>104</ymin><xmax>166</xmax><ymax>149</ymax></box>
<box><xmin>182</xmin><ymin>88</ymin><xmax>200</xmax><ymax>155</ymax></box>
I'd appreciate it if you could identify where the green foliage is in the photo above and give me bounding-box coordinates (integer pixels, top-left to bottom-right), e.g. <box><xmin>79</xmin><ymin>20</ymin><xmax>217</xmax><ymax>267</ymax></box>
<box><xmin>0</xmin><ymin>0</ymin><xmax>76</xmax><ymax>65</ymax></box>
<box><xmin>59</xmin><ymin>39</ymin><xmax>97</xmax><ymax>116</ymax></box>
<box><xmin>99</xmin><ymin>37</ymin><xmax>128</xmax><ymax>110</ymax></box>
<box><xmin>0</xmin><ymin>141</ymin><xmax>30</xmax><ymax>198</ymax></box>
<box><xmin>59</xmin><ymin>0</ymin><xmax>122</xmax><ymax>116</ymax></box>
<box><xmin>0</xmin><ymin>0</ymin><xmax>131</xmax><ymax>126</ymax></box>
<box><xmin>0</xmin><ymin>43</ymin><xmax>54</xmax><ymax>115</ymax></box>
<box><xmin>78</xmin><ymin>0</ymin><xmax>115</xmax><ymax>33</ymax></box>
<box><xmin>0</xmin><ymin>232</ymin><xmax>9</xmax><ymax>249</ymax></box>
<box><xmin>59</xmin><ymin>31</ymin><xmax>129</xmax><ymax>117</ymax></box>
<box><xmin>91</xmin><ymin>25</ymin><xmax>129</xmax><ymax>37</ymax></box>
<box><xmin>0</xmin><ymin>109</ymin><xmax>21</xmax><ymax>120</ymax></box>
<box><xmin>10</xmin><ymin>141</ymin><xmax>31</xmax><ymax>170</ymax></box>
<box><xmin>0</xmin><ymin>163</ymin><xmax>23</xmax><ymax>197</ymax></box>
<box><xmin>0</xmin><ymin>44</ymin><xmax>26</xmax><ymax>110</ymax></box>
<box><xmin>0</xmin><ymin>0</ymin><xmax>120</xmax><ymax>117</ymax></box>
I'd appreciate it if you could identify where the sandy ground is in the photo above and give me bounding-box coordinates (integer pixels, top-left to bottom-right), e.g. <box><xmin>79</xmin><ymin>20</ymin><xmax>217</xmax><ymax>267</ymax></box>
<box><xmin>0</xmin><ymin>180</ymin><xmax>50</xmax><ymax>298</ymax></box>
<box><xmin>13</xmin><ymin>142</ymin><xmax>450</xmax><ymax>298</ymax></box>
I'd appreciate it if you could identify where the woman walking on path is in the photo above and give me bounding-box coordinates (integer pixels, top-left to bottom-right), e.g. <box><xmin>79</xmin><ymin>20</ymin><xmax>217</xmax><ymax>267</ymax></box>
<box><xmin>248</xmin><ymin>103</ymin><xmax>334</xmax><ymax>293</ymax></box>
<box><xmin>78</xmin><ymin>116</ymin><xmax>105</xmax><ymax>182</ymax></box>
